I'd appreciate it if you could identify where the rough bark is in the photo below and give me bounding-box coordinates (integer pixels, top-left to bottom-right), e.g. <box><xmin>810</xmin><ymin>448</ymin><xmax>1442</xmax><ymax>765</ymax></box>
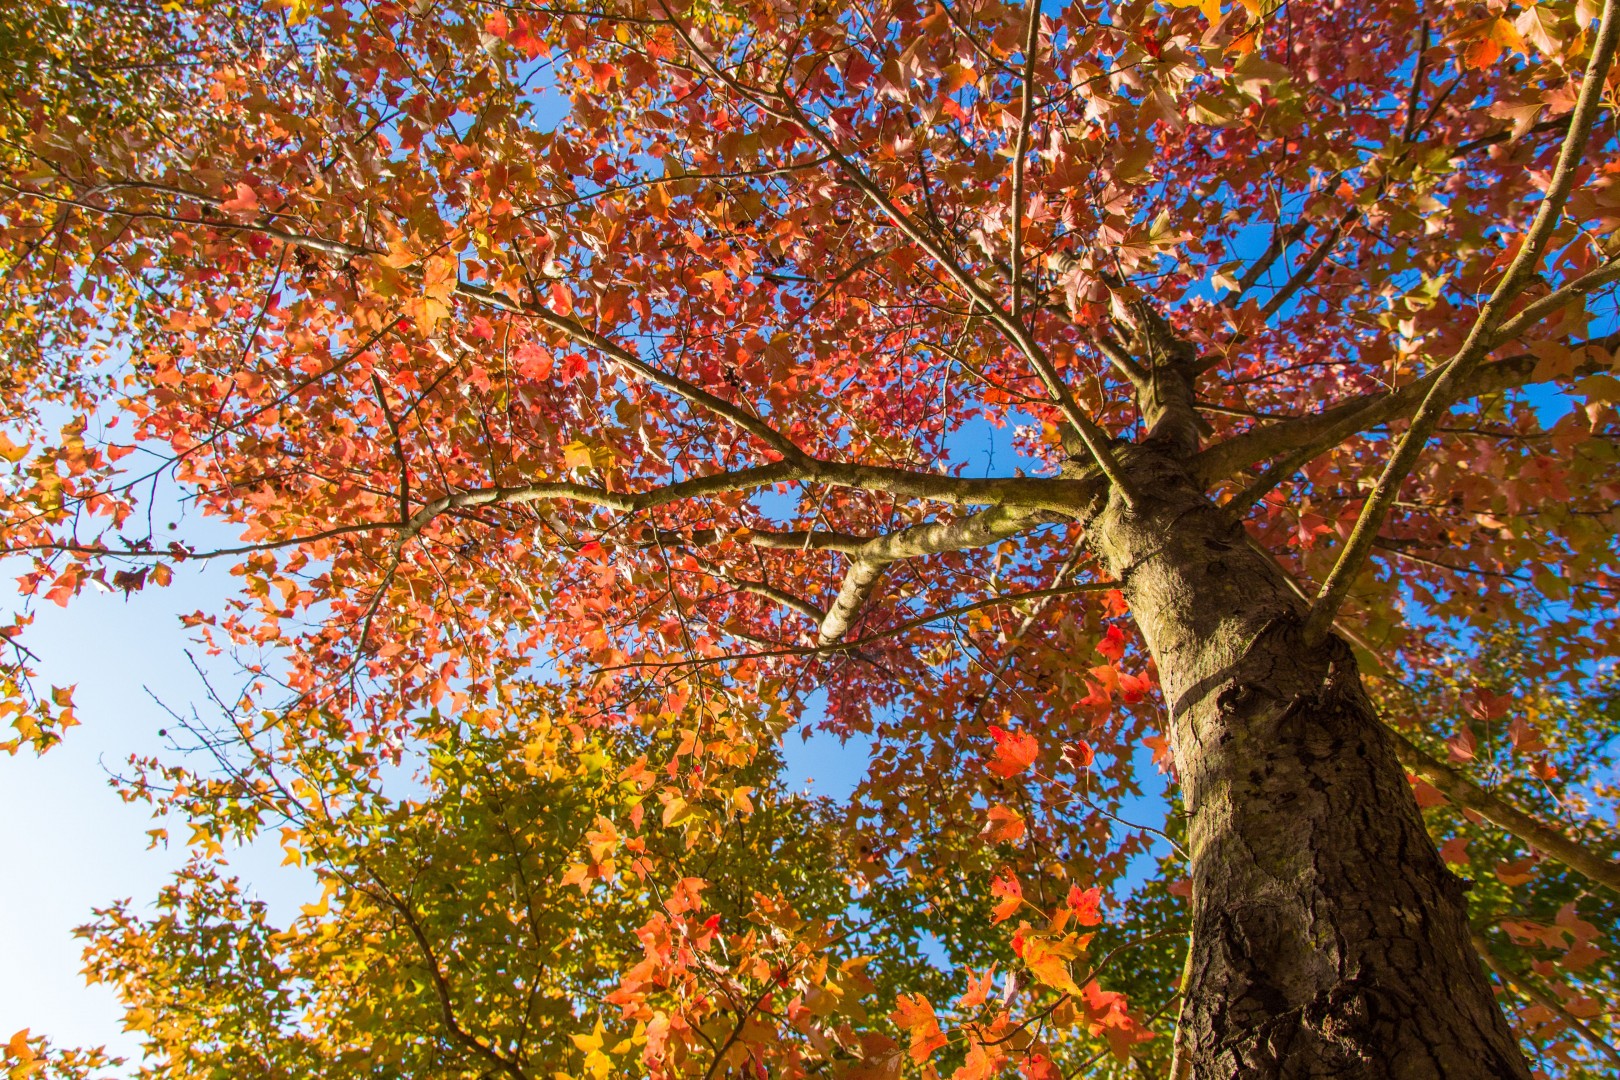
<box><xmin>1079</xmin><ymin>450</ymin><xmax>1531</xmax><ymax>1079</ymax></box>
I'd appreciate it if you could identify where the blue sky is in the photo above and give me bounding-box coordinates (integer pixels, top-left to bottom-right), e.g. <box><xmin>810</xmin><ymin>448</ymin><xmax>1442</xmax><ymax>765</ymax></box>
<box><xmin>0</xmin><ymin>558</ymin><xmax>306</xmax><ymax>1058</ymax></box>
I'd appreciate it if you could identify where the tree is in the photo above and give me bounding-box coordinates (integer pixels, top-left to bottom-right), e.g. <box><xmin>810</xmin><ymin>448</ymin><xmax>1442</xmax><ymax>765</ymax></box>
<box><xmin>2</xmin><ymin>0</ymin><xmax>1620</xmax><ymax>1075</ymax></box>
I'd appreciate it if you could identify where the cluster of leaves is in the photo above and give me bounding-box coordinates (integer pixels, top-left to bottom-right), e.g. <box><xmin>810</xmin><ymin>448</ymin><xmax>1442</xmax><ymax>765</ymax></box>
<box><xmin>1374</xmin><ymin>631</ymin><xmax>1620</xmax><ymax>1075</ymax></box>
<box><xmin>1</xmin><ymin>675</ymin><xmax>1170</xmax><ymax>1080</ymax></box>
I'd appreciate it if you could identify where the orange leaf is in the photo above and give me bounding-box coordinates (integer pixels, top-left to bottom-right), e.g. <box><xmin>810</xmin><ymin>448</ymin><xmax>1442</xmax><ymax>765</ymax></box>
<box><xmin>990</xmin><ymin>871</ymin><xmax>1023</xmax><ymax>924</ymax></box>
<box><xmin>987</xmin><ymin>726</ymin><xmax>1038</xmax><ymax>778</ymax></box>
<box><xmin>1496</xmin><ymin>857</ymin><xmax>1537</xmax><ymax>886</ymax></box>
<box><xmin>889</xmin><ymin>994</ymin><xmax>947</xmax><ymax>1063</ymax></box>
<box><xmin>221</xmin><ymin>181</ymin><xmax>259</xmax><ymax>214</ymax></box>
<box><xmin>957</xmin><ymin>965</ymin><xmax>996</xmax><ymax>1010</ymax></box>
<box><xmin>982</xmin><ymin>805</ymin><xmax>1026</xmax><ymax>843</ymax></box>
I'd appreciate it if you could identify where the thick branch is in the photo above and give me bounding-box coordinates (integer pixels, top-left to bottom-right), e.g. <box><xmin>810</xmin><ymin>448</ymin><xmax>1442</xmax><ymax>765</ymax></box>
<box><xmin>1388</xmin><ymin>728</ymin><xmax>1620</xmax><ymax>896</ymax></box>
<box><xmin>732</xmin><ymin>579</ymin><xmax>825</xmax><ymax>623</ymax></box>
<box><xmin>1472</xmin><ymin>928</ymin><xmax>1620</xmax><ymax>1068</ymax></box>
<box><xmin>402</xmin><ymin>462</ymin><xmax>802</xmax><ymax>538</ymax></box>
<box><xmin>1195</xmin><ymin>331</ymin><xmax>1620</xmax><ymax>487</ymax></box>
<box><xmin>817</xmin><ymin>506</ymin><xmax>1066</xmax><ymax>644</ymax></box>
<box><xmin>1302</xmin><ymin>0</ymin><xmax>1620</xmax><ymax>643</ymax></box>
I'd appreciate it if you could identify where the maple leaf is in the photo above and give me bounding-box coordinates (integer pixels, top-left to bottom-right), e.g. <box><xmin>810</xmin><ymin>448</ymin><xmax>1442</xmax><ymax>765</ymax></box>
<box><xmin>1165</xmin><ymin>0</ymin><xmax>1222</xmax><ymax>24</ymax></box>
<box><xmin>1143</xmin><ymin>734</ymin><xmax>1174</xmax><ymax>772</ymax></box>
<box><xmin>1495</xmin><ymin>857</ymin><xmax>1538</xmax><ymax>887</ymax></box>
<box><xmin>1022</xmin><ymin>933</ymin><xmax>1088</xmax><ymax>995</ymax></box>
<box><xmin>1020</xmin><ymin>1051</ymin><xmax>1061</xmax><ymax>1080</ymax></box>
<box><xmin>1063</xmin><ymin>741</ymin><xmax>1095</xmax><ymax>770</ymax></box>
<box><xmin>220</xmin><ymin>181</ymin><xmax>259</xmax><ymax>215</ymax></box>
<box><xmin>1462</xmin><ymin>17</ymin><xmax>1527</xmax><ymax>71</ymax></box>
<box><xmin>990</xmin><ymin>872</ymin><xmax>1023</xmax><ymax>925</ymax></box>
<box><xmin>1096</xmin><ymin>623</ymin><xmax>1126</xmax><ymax>662</ymax></box>
<box><xmin>1066</xmin><ymin>886</ymin><xmax>1104</xmax><ymax>927</ymax></box>
<box><xmin>987</xmin><ymin>726</ymin><xmax>1039</xmax><ymax>778</ymax></box>
<box><xmin>890</xmin><ymin>994</ymin><xmax>947</xmax><ymax>1064</ymax></box>
<box><xmin>956</xmin><ymin>965</ymin><xmax>996</xmax><ymax>1010</ymax></box>
<box><xmin>982</xmin><ymin>804</ymin><xmax>1026</xmax><ymax>843</ymax></box>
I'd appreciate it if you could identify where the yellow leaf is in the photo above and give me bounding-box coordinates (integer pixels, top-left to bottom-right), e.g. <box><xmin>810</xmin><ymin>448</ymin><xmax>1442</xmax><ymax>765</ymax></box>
<box><xmin>571</xmin><ymin>1020</ymin><xmax>604</xmax><ymax>1054</ymax></box>
<box><xmin>1021</xmin><ymin>936</ymin><xmax>1082</xmax><ymax>995</ymax></box>
<box><xmin>661</xmin><ymin>795</ymin><xmax>696</xmax><ymax>827</ymax></box>
<box><xmin>1166</xmin><ymin>0</ymin><xmax>1221</xmax><ymax>25</ymax></box>
<box><xmin>562</xmin><ymin>441</ymin><xmax>595</xmax><ymax>470</ymax></box>
<box><xmin>1490</xmin><ymin>15</ymin><xmax>1526</xmax><ymax>54</ymax></box>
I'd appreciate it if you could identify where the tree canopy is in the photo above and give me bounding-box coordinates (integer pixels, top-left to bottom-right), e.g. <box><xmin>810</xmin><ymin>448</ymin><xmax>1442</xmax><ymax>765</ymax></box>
<box><xmin>2</xmin><ymin>0</ymin><xmax>1619</xmax><ymax>1075</ymax></box>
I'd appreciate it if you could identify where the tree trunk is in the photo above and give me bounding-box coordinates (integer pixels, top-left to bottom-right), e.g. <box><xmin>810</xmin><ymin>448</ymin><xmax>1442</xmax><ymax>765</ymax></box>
<box><xmin>1081</xmin><ymin>450</ymin><xmax>1531</xmax><ymax>1079</ymax></box>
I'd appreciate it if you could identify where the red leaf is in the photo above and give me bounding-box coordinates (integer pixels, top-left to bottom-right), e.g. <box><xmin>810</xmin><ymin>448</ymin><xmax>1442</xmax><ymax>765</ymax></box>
<box><xmin>1020</xmin><ymin>1052</ymin><xmax>1062</xmax><ymax>1080</ymax></box>
<box><xmin>987</xmin><ymin>726</ymin><xmax>1038</xmax><ymax>778</ymax></box>
<box><xmin>1438</xmin><ymin>836</ymin><xmax>1470</xmax><ymax>866</ymax></box>
<box><xmin>1063</xmin><ymin>740</ymin><xmax>1095</xmax><ymax>770</ymax></box>
<box><xmin>1067</xmin><ymin>886</ymin><xmax>1104</xmax><ymax>926</ymax></box>
<box><xmin>1096</xmin><ymin>624</ymin><xmax>1126</xmax><ymax>662</ymax></box>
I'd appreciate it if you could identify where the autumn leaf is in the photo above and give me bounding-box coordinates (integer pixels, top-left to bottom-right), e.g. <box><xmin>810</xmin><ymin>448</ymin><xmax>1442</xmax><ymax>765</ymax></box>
<box><xmin>990</xmin><ymin>871</ymin><xmax>1024</xmax><ymax>925</ymax></box>
<box><xmin>889</xmin><ymin>994</ymin><xmax>947</xmax><ymax>1063</ymax></box>
<box><xmin>1165</xmin><ymin>0</ymin><xmax>1222</xmax><ymax>25</ymax></box>
<box><xmin>1462</xmin><ymin>17</ymin><xmax>1527</xmax><ymax>71</ymax></box>
<box><xmin>220</xmin><ymin>181</ymin><xmax>259</xmax><ymax>215</ymax></box>
<box><xmin>1495</xmin><ymin>857</ymin><xmax>1538</xmax><ymax>886</ymax></box>
<box><xmin>1096</xmin><ymin>623</ymin><xmax>1126</xmax><ymax>662</ymax></box>
<box><xmin>987</xmin><ymin>725</ymin><xmax>1039</xmax><ymax>778</ymax></box>
<box><xmin>982</xmin><ymin>804</ymin><xmax>1026</xmax><ymax>843</ymax></box>
<box><xmin>1066</xmin><ymin>886</ymin><xmax>1104</xmax><ymax>927</ymax></box>
<box><xmin>956</xmin><ymin>965</ymin><xmax>996</xmax><ymax>1010</ymax></box>
<box><xmin>1062</xmin><ymin>740</ymin><xmax>1095</xmax><ymax>770</ymax></box>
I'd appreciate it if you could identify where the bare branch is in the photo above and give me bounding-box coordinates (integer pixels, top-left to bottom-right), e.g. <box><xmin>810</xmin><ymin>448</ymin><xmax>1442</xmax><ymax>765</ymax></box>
<box><xmin>817</xmin><ymin>506</ymin><xmax>1065</xmax><ymax>644</ymax></box>
<box><xmin>1010</xmin><ymin>0</ymin><xmax>1041</xmax><ymax>319</ymax></box>
<box><xmin>598</xmin><ymin>581</ymin><xmax>1114</xmax><ymax>673</ymax></box>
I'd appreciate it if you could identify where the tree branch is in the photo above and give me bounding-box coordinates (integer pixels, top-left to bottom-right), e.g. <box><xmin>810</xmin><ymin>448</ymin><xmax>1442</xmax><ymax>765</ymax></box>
<box><xmin>1472</xmin><ymin>928</ymin><xmax>1620</xmax><ymax>1068</ymax></box>
<box><xmin>1387</xmin><ymin>727</ymin><xmax>1620</xmax><ymax>896</ymax></box>
<box><xmin>1194</xmin><ymin>332</ymin><xmax>1620</xmax><ymax>488</ymax></box>
<box><xmin>1302</xmin><ymin>0</ymin><xmax>1619</xmax><ymax>643</ymax></box>
<box><xmin>597</xmin><ymin>581</ymin><xmax>1113</xmax><ymax>673</ymax></box>
<box><xmin>1009</xmin><ymin>0</ymin><xmax>1041</xmax><ymax>319</ymax></box>
<box><xmin>817</xmin><ymin>505</ymin><xmax>1067</xmax><ymax>644</ymax></box>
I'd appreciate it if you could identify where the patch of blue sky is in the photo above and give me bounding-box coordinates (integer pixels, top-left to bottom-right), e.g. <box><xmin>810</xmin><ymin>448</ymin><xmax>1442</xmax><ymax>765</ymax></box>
<box><xmin>0</xmin><ymin>549</ymin><xmax>319</xmax><ymax>1064</ymax></box>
